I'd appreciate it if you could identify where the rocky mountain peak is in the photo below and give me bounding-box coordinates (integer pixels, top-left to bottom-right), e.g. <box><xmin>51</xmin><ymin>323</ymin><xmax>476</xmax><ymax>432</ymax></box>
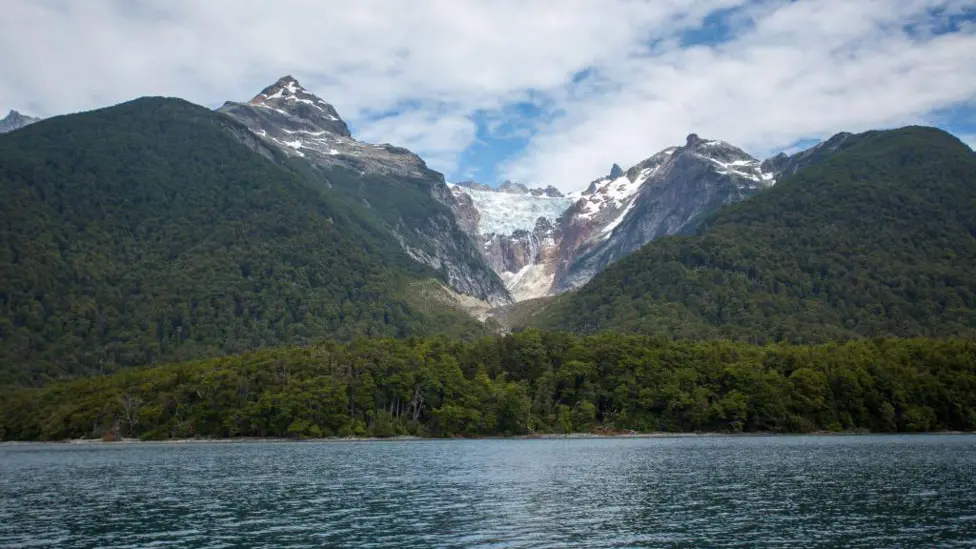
<box><xmin>241</xmin><ymin>75</ymin><xmax>351</xmax><ymax>138</ymax></box>
<box><xmin>530</xmin><ymin>185</ymin><xmax>564</xmax><ymax>198</ymax></box>
<box><xmin>498</xmin><ymin>180</ymin><xmax>530</xmax><ymax>194</ymax></box>
<box><xmin>250</xmin><ymin>75</ymin><xmax>303</xmax><ymax>102</ymax></box>
<box><xmin>685</xmin><ymin>133</ymin><xmax>705</xmax><ymax>148</ymax></box>
<box><xmin>0</xmin><ymin>109</ymin><xmax>41</xmax><ymax>134</ymax></box>
<box><xmin>609</xmin><ymin>163</ymin><xmax>624</xmax><ymax>179</ymax></box>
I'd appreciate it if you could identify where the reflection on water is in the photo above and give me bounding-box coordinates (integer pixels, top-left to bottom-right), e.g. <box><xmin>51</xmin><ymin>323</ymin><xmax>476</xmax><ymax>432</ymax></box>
<box><xmin>2</xmin><ymin>435</ymin><xmax>975</xmax><ymax>548</ymax></box>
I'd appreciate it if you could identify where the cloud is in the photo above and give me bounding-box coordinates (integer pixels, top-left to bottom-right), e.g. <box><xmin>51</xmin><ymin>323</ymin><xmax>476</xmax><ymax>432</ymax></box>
<box><xmin>1</xmin><ymin>0</ymin><xmax>974</xmax><ymax>190</ymax></box>
<box><xmin>503</xmin><ymin>0</ymin><xmax>976</xmax><ymax>189</ymax></box>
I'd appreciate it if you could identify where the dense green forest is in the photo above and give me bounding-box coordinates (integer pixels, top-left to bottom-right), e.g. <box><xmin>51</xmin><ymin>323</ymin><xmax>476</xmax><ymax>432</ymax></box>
<box><xmin>528</xmin><ymin>127</ymin><xmax>976</xmax><ymax>342</ymax></box>
<box><xmin>0</xmin><ymin>97</ymin><xmax>489</xmax><ymax>386</ymax></box>
<box><xmin>1</xmin><ymin>331</ymin><xmax>973</xmax><ymax>440</ymax></box>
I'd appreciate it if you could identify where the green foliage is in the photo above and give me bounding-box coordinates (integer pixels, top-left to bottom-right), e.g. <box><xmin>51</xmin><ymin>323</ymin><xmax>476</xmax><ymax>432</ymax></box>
<box><xmin>530</xmin><ymin>127</ymin><xmax>976</xmax><ymax>342</ymax></box>
<box><xmin>0</xmin><ymin>97</ymin><xmax>488</xmax><ymax>386</ymax></box>
<box><xmin>1</xmin><ymin>331</ymin><xmax>974</xmax><ymax>440</ymax></box>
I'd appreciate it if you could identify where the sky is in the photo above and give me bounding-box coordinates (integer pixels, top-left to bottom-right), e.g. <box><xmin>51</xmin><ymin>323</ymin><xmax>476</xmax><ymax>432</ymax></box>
<box><xmin>1</xmin><ymin>0</ymin><xmax>975</xmax><ymax>192</ymax></box>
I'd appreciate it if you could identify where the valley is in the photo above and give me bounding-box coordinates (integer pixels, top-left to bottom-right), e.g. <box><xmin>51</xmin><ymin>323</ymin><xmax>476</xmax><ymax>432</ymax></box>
<box><xmin>0</xmin><ymin>78</ymin><xmax>974</xmax><ymax>442</ymax></box>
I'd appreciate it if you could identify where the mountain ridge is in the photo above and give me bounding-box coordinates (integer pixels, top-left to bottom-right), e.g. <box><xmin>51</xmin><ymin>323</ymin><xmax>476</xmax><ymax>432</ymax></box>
<box><xmin>453</xmin><ymin>133</ymin><xmax>778</xmax><ymax>300</ymax></box>
<box><xmin>523</xmin><ymin>126</ymin><xmax>976</xmax><ymax>341</ymax></box>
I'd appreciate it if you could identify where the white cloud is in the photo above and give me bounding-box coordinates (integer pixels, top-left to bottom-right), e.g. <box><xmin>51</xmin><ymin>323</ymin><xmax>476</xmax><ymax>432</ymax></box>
<box><xmin>504</xmin><ymin>0</ymin><xmax>976</xmax><ymax>189</ymax></box>
<box><xmin>1</xmin><ymin>0</ymin><xmax>974</xmax><ymax>190</ymax></box>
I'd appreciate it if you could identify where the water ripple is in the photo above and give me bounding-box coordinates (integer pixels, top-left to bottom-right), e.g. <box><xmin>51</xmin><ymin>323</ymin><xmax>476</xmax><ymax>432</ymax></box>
<box><xmin>2</xmin><ymin>435</ymin><xmax>976</xmax><ymax>548</ymax></box>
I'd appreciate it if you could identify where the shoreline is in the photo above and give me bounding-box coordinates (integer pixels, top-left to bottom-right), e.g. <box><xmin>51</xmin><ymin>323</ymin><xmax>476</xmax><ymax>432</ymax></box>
<box><xmin>2</xmin><ymin>430</ymin><xmax>973</xmax><ymax>446</ymax></box>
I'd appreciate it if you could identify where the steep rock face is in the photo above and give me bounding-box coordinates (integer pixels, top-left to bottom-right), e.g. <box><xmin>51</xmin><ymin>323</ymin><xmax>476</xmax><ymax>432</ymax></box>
<box><xmin>0</xmin><ymin>110</ymin><xmax>40</xmax><ymax>134</ymax></box>
<box><xmin>554</xmin><ymin>135</ymin><xmax>775</xmax><ymax>291</ymax></box>
<box><xmin>219</xmin><ymin>76</ymin><xmax>511</xmax><ymax>306</ymax></box>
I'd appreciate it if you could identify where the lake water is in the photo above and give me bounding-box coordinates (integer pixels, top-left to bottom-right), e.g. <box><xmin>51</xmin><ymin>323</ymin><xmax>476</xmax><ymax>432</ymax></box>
<box><xmin>1</xmin><ymin>435</ymin><xmax>975</xmax><ymax>548</ymax></box>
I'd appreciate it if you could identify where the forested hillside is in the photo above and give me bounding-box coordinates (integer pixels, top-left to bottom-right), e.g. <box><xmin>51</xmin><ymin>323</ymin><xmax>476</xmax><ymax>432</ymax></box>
<box><xmin>0</xmin><ymin>98</ymin><xmax>488</xmax><ymax>386</ymax></box>
<box><xmin>527</xmin><ymin>127</ymin><xmax>976</xmax><ymax>342</ymax></box>
<box><xmin>1</xmin><ymin>332</ymin><xmax>973</xmax><ymax>440</ymax></box>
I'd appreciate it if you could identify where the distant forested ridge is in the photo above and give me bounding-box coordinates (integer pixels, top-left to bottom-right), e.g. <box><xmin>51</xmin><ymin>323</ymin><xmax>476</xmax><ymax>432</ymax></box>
<box><xmin>0</xmin><ymin>97</ymin><xmax>488</xmax><ymax>386</ymax></box>
<box><xmin>1</xmin><ymin>332</ymin><xmax>973</xmax><ymax>440</ymax></box>
<box><xmin>526</xmin><ymin>127</ymin><xmax>976</xmax><ymax>342</ymax></box>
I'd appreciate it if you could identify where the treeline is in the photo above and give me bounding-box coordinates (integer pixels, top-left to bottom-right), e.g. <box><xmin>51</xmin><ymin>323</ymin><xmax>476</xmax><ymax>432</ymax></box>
<box><xmin>2</xmin><ymin>331</ymin><xmax>974</xmax><ymax>440</ymax></box>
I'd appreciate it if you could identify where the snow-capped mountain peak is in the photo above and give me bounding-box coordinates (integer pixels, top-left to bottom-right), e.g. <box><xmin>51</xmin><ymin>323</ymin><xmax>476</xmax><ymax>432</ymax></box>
<box><xmin>237</xmin><ymin>75</ymin><xmax>351</xmax><ymax>139</ymax></box>
<box><xmin>219</xmin><ymin>76</ymin><xmax>430</xmax><ymax>178</ymax></box>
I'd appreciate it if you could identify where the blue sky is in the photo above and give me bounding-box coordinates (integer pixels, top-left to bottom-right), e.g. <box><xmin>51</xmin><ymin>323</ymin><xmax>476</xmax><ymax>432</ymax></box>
<box><xmin>2</xmin><ymin>0</ymin><xmax>975</xmax><ymax>191</ymax></box>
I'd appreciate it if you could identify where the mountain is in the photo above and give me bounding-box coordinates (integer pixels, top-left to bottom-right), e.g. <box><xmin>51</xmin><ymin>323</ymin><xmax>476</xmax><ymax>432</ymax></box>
<box><xmin>218</xmin><ymin>76</ymin><xmax>511</xmax><ymax>306</ymax></box>
<box><xmin>0</xmin><ymin>97</ymin><xmax>491</xmax><ymax>386</ymax></box>
<box><xmin>451</xmin><ymin>134</ymin><xmax>775</xmax><ymax>301</ymax></box>
<box><xmin>553</xmin><ymin>133</ymin><xmax>776</xmax><ymax>292</ymax></box>
<box><xmin>524</xmin><ymin>126</ymin><xmax>976</xmax><ymax>342</ymax></box>
<box><xmin>0</xmin><ymin>110</ymin><xmax>40</xmax><ymax>133</ymax></box>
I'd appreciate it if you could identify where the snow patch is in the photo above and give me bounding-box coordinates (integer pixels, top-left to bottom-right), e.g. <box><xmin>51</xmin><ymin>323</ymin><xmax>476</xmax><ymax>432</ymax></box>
<box><xmin>281</xmin><ymin>128</ymin><xmax>328</xmax><ymax>136</ymax></box>
<box><xmin>286</xmin><ymin>96</ymin><xmax>328</xmax><ymax>112</ymax></box>
<box><xmin>255</xmin><ymin>103</ymin><xmax>292</xmax><ymax>117</ymax></box>
<box><xmin>576</xmin><ymin>168</ymin><xmax>651</xmax><ymax>221</ymax></box>
<box><xmin>599</xmin><ymin>193</ymin><xmax>639</xmax><ymax>238</ymax></box>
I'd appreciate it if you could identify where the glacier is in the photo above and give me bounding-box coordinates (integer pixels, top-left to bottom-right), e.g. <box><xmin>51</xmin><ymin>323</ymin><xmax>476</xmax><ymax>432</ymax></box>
<box><xmin>449</xmin><ymin>184</ymin><xmax>575</xmax><ymax>235</ymax></box>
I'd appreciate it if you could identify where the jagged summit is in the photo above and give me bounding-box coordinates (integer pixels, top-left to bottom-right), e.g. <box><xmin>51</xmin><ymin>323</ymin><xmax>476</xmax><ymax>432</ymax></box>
<box><xmin>250</xmin><ymin>75</ymin><xmax>304</xmax><ymax>102</ymax></box>
<box><xmin>218</xmin><ymin>76</ymin><xmax>434</xmax><ymax>178</ymax></box>
<box><xmin>498</xmin><ymin>180</ymin><xmax>529</xmax><ymax>194</ymax></box>
<box><xmin>235</xmin><ymin>74</ymin><xmax>351</xmax><ymax>138</ymax></box>
<box><xmin>609</xmin><ymin>163</ymin><xmax>624</xmax><ymax>179</ymax></box>
<box><xmin>0</xmin><ymin>109</ymin><xmax>40</xmax><ymax>134</ymax></box>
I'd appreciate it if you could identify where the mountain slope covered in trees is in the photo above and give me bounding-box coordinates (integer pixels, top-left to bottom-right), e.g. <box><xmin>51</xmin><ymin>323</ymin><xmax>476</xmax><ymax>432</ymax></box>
<box><xmin>0</xmin><ymin>97</ymin><xmax>489</xmax><ymax>386</ymax></box>
<box><xmin>525</xmin><ymin>127</ymin><xmax>976</xmax><ymax>342</ymax></box>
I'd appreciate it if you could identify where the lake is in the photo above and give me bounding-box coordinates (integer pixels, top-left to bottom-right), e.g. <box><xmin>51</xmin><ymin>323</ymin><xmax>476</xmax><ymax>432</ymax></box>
<box><xmin>1</xmin><ymin>435</ymin><xmax>975</xmax><ymax>548</ymax></box>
